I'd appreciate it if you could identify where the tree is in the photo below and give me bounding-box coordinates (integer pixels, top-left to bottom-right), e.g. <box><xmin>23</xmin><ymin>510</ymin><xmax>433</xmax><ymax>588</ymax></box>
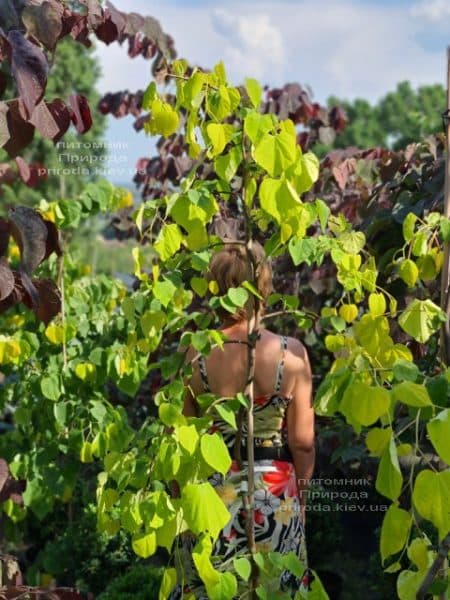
<box><xmin>328</xmin><ymin>81</ymin><xmax>446</xmax><ymax>151</ymax></box>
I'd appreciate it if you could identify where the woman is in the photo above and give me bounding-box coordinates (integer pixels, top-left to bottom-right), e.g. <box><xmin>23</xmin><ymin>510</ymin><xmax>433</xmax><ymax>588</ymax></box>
<box><xmin>170</xmin><ymin>242</ymin><xmax>315</xmax><ymax>598</ymax></box>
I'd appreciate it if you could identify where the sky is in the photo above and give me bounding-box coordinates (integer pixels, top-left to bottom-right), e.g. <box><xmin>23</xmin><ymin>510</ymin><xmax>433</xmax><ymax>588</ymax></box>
<box><xmin>92</xmin><ymin>0</ymin><xmax>450</xmax><ymax>183</ymax></box>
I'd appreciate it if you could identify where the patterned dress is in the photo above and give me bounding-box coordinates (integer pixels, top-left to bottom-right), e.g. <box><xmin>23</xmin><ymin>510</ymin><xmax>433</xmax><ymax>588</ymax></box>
<box><xmin>168</xmin><ymin>336</ymin><xmax>311</xmax><ymax>599</ymax></box>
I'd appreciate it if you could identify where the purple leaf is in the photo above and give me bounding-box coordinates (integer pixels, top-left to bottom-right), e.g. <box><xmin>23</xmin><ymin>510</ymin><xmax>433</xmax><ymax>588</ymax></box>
<box><xmin>0</xmin><ymin>217</ymin><xmax>10</xmax><ymax>255</ymax></box>
<box><xmin>30</xmin><ymin>99</ymin><xmax>71</xmax><ymax>143</ymax></box>
<box><xmin>0</xmin><ymin>256</ymin><xmax>14</xmax><ymax>301</ymax></box>
<box><xmin>0</xmin><ymin>101</ymin><xmax>10</xmax><ymax>147</ymax></box>
<box><xmin>15</xmin><ymin>156</ymin><xmax>47</xmax><ymax>187</ymax></box>
<box><xmin>2</xmin><ymin>99</ymin><xmax>35</xmax><ymax>158</ymax></box>
<box><xmin>8</xmin><ymin>30</ymin><xmax>49</xmax><ymax>118</ymax></box>
<box><xmin>87</xmin><ymin>0</ymin><xmax>103</xmax><ymax>29</ymax></box>
<box><xmin>21</xmin><ymin>0</ymin><xmax>64</xmax><ymax>52</ymax></box>
<box><xmin>69</xmin><ymin>94</ymin><xmax>92</xmax><ymax>134</ymax></box>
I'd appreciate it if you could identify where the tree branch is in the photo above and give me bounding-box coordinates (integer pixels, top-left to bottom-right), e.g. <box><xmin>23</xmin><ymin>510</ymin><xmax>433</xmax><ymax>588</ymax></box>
<box><xmin>416</xmin><ymin>532</ymin><xmax>450</xmax><ymax>600</ymax></box>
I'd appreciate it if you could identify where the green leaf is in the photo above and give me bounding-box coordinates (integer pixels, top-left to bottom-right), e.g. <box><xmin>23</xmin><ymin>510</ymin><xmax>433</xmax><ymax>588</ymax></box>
<box><xmin>380</xmin><ymin>504</ymin><xmax>411</xmax><ymax>563</ymax></box>
<box><xmin>132</xmin><ymin>530</ymin><xmax>157</xmax><ymax>558</ymax></box>
<box><xmin>244</xmin><ymin>111</ymin><xmax>273</xmax><ymax>145</ymax></box>
<box><xmin>376</xmin><ymin>435</ymin><xmax>403</xmax><ymax>501</ymax></box>
<box><xmin>368</xmin><ymin>293</ymin><xmax>386</xmax><ymax>317</ymax></box>
<box><xmin>398</xmin><ymin>299</ymin><xmax>446</xmax><ymax>343</ymax></box>
<box><xmin>366</xmin><ymin>427</ymin><xmax>391</xmax><ymax>457</ymax></box>
<box><xmin>245</xmin><ymin>78</ymin><xmax>262</xmax><ymax>107</ymax></box>
<box><xmin>427</xmin><ymin>409</ymin><xmax>450</xmax><ymax>465</ymax></box>
<box><xmin>227</xmin><ymin>287</ymin><xmax>248</xmax><ymax>307</ymax></box>
<box><xmin>192</xmin><ymin>535</ymin><xmax>221</xmax><ymax>592</ymax></box>
<box><xmin>209</xmin><ymin>572</ymin><xmax>238</xmax><ymax>600</ymax></box>
<box><xmin>402</xmin><ymin>213</ymin><xmax>417</xmax><ymax>242</ymax></box>
<box><xmin>340</xmin><ymin>382</ymin><xmax>390</xmax><ymax>426</ymax></box>
<box><xmin>399</xmin><ymin>259</ymin><xmax>418</xmax><ymax>287</ymax></box>
<box><xmin>412</xmin><ymin>232</ymin><xmax>428</xmax><ymax>257</ymax></box>
<box><xmin>397</xmin><ymin>568</ymin><xmax>428</xmax><ymax>600</ymax></box>
<box><xmin>392</xmin><ymin>382</ymin><xmax>432</xmax><ymax>408</ymax></box>
<box><xmin>393</xmin><ymin>359</ymin><xmax>419</xmax><ymax>382</ymax></box>
<box><xmin>233</xmin><ymin>557</ymin><xmax>251</xmax><ymax>581</ymax></box>
<box><xmin>214</xmin><ymin>403</ymin><xmax>237</xmax><ymax>429</ymax></box>
<box><xmin>339</xmin><ymin>231</ymin><xmax>366</xmax><ymax>254</ymax></box>
<box><xmin>289</xmin><ymin>237</ymin><xmax>317</xmax><ymax>266</ymax></box>
<box><xmin>186</xmin><ymin>221</ymin><xmax>208</xmax><ymax>251</ymax></box>
<box><xmin>177</xmin><ymin>424</ymin><xmax>200</xmax><ymax>455</ymax></box>
<box><xmin>407</xmin><ymin>537</ymin><xmax>432</xmax><ymax>571</ymax></box>
<box><xmin>417</xmin><ymin>254</ymin><xmax>436</xmax><ymax>281</ymax></box>
<box><xmin>159</xmin><ymin>403</ymin><xmax>186</xmax><ymax>427</ymax></box>
<box><xmin>241</xmin><ymin>280</ymin><xmax>263</xmax><ymax>300</ymax></box>
<box><xmin>412</xmin><ymin>469</ymin><xmax>450</xmax><ymax>538</ymax></box>
<box><xmin>259</xmin><ymin>177</ymin><xmax>300</xmax><ymax>224</ymax></box>
<box><xmin>213</xmin><ymin>61</ymin><xmax>227</xmax><ymax>83</ymax></box>
<box><xmin>253</xmin><ymin>121</ymin><xmax>297</xmax><ymax>177</ymax></box>
<box><xmin>147</xmin><ymin>98</ymin><xmax>179</xmax><ymax>137</ymax></box>
<box><xmin>440</xmin><ymin>216</ymin><xmax>450</xmax><ymax>242</ymax></box>
<box><xmin>159</xmin><ymin>567</ymin><xmax>177</xmax><ymax>600</ymax></box>
<box><xmin>154</xmin><ymin>223</ymin><xmax>183</xmax><ymax>261</ymax></box>
<box><xmin>75</xmin><ymin>361</ymin><xmax>95</xmax><ymax>381</ymax></box>
<box><xmin>214</xmin><ymin>145</ymin><xmax>242</xmax><ymax>182</ymax></box>
<box><xmin>207</xmin><ymin>85</ymin><xmax>240</xmax><ymax>121</ymax></box>
<box><xmin>200</xmin><ymin>433</ymin><xmax>232</xmax><ymax>474</ymax></box>
<box><xmin>295</xmin><ymin>151</ymin><xmax>320</xmax><ymax>194</ymax></box>
<box><xmin>206</xmin><ymin>123</ymin><xmax>235</xmax><ymax>157</ymax></box>
<box><xmin>142</xmin><ymin>81</ymin><xmax>157</xmax><ymax>110</ymax></box>
<box><xmin>182</xmin><ymin>483</ymin><xmax>230</xmax><ymax>540</ymax></box>
<box><xmin>41</xmin><ymin>374</ymin><xmax>61</xmax><ymax>401</ymax></box>
<box><xmin>191</xmin><ymin>276</ymin><xmax>208</xmax><ymax>297</ymax></box>
<box><xmin>244</xmin><ymin>177</ymin><xmax>257</xmax><ymax>207</ymax></box>
<box><xmin>315</xmin><ymin>370</ymin><xmax>352</xmax><ymax>417</ymax></box>
<box><xmin>141</xmin><ymin>310</ymin><xmax>166</xmax><ymax>337</ymax></box>
<box><xmin>153</xmin><ymin>278</ymin><xmax>177</xmax><ymax>308</ymax></box>
<box><xmin>53</xmin><ymin>402</ymin><xmax>67</xmax><ymax>426</ymax></box>
<box><xmin>80</xmin><ymin>441</ymin><xmax>93</xmax><ymax>463</ymax></box>
<box><xmin>315</xmin><ymin>198</ymin><xmax>330</xmax><ymax>232</ymax></box>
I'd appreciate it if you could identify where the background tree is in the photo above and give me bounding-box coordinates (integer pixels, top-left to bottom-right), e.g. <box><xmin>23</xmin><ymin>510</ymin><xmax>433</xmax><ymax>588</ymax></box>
<box><xmin>327</xmin><ymin>81</ymin><xmax>446</xmax><ymax>151</ymax></box>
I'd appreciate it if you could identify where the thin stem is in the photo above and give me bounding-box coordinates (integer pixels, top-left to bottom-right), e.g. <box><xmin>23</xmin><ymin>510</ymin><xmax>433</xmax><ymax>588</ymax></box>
<box><xmin>57</xmin><ymin>253</ymin><xmax>68</xmax><ymax>371</ymax></box>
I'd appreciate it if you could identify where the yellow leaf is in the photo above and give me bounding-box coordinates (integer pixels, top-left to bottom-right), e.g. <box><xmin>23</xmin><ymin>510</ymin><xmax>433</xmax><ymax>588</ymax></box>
<box><xmin>338</xmin><ymin>303</ymin><xmax>358</xmax><ymax>323</ymax></box>
<box><xmin>45</xmin><ymin>324</ymin><xmax>65</xmax><ymax>344</ymax></box>
<box><xmin>368</xmin><ymin>293</ymin><xmax>386</xmax><ymax>317</ymax></box>
<box><xmin>209</xmin><ymin>280</ymin><xmax>219</xmax><ymax>295</ymax></box>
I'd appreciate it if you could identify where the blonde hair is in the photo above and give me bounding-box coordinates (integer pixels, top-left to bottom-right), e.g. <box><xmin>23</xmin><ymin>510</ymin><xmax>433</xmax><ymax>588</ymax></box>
<box><xmin>207</xmin><ymin>242</ymin><xmax>273</xmax><ymax>322</ymax></box>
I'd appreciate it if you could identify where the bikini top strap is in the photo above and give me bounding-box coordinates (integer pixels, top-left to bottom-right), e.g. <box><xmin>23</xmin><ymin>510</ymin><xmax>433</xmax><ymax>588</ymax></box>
<box><xmin>197</xmin><ymin>355</ymin><xmax>211</xmax><ymax>393</ymax></box>
<box><xmin>274</xmin><ymin>336</ymin><xmax>288</xmax><ymax>394</ymax></box>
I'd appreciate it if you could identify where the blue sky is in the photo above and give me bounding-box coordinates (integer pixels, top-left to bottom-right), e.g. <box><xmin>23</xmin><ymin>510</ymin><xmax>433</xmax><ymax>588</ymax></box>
<box><xmin>94</xmin><ymin>0</ymin><xmax>450</xmax><ymax>183</ymax></box>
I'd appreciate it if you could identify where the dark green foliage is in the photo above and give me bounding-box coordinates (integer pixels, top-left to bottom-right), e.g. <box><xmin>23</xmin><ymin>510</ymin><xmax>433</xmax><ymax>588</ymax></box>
<box><xmin>97</xmin><ymin>565</ymin><xmax>163</xmax><ymax>600</ymax></box>
<box><xmin>29</xmin><ymin>504</ymin><xmax>136</xmax><ymax>595</ymax></box>
<box><xmin>328</xmin><ymin>81</ymin><xmax>446</xmax><ymax>151</ymax></box>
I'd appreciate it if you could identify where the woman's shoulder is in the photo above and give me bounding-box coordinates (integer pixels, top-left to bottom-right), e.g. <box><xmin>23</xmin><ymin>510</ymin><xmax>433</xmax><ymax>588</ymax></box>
<box><xmin>262</xmin><ymin>329</ymin><xmax>308</xmax><ymax>358</ymax></box>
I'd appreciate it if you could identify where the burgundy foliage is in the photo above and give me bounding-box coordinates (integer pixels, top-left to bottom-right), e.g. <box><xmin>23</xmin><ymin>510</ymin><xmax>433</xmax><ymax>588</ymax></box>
<box><xmin>0</xmin><ymin>459</ymin><xmax>24</xmax><ymax>505</ymax></box>
<box><xmin>0</xmin><ymin>0</ymin><xmax>175</xmax><ymax>164</ymax></box>
<box><xmin>0</xmin><ymin>207</ymin><xmax>62</xmax><ymax>322</ymax></box>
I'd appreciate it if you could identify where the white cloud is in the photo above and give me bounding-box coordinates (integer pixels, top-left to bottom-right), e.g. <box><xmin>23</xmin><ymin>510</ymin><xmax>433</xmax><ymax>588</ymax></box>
<box><xmin>411</xmin><ymin>0</ymin><xmax>450</xmax><ymax>21</ymax></box>
<box><xmin>210</xmin><ymin>9</ymin><xmax>284</xmax><ymax>80</ymax></box>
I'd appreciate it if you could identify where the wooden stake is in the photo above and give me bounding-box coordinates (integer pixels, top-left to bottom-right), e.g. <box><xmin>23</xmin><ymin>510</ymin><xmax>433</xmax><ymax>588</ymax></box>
<box><xmin>419</xmin><ymin>45</ymin><xmax>450</xmax><ymax>600</ymax></box>
<box><xmin>440</xmin><ymin>46</ymin><xmax>450</xmax><ymax>364</ymax></box>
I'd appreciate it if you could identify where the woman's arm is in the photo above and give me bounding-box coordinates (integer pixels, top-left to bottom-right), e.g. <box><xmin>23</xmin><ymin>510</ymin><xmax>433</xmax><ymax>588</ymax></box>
<box><xmin>286</xmin><ymin>340</ymin><xmax>315</xmax><ymax>522</ymax></box>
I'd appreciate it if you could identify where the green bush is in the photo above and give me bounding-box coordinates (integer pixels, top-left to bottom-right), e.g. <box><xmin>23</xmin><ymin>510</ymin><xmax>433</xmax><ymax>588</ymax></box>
<box><xmin>97</xmin><ymin>564</ymin><xmax>163</xmax><ymax>600</ymax></box>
